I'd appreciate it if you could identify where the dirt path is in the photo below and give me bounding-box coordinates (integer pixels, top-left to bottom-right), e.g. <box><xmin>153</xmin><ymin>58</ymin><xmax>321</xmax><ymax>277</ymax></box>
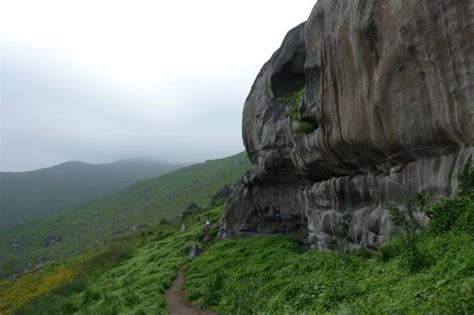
<box><xmin>164</xmin><ymin>266</ymin><xmax>216</xmax><ymax>315</ymax></box>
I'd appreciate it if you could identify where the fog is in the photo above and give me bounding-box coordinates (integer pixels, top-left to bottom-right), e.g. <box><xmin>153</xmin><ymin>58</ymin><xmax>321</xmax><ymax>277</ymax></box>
<box><xmin>1</xmin><ymin>0</ymin><xmax>316</xmax><ymax>171</ymax></box>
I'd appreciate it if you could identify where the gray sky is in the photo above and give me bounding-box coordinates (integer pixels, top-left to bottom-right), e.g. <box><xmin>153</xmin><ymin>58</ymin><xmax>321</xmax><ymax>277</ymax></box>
<box><xmin>1</xmin><ymin>0</ymin><xmax>316</xmax><ymax>171</ymax></box>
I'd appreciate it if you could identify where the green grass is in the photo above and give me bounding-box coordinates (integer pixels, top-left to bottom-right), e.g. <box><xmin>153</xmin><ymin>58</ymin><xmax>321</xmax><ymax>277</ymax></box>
<box><xmin>0</xmin><ymin>235</ymin><xmax>137</xmax><ymax>314</ymax></box>
<box><xmin>185</xmin><ymin>228</ymin><xmax>473</xmax><ymax>314</ymax></box>
<box><xmin>2</xmin><ymin>158</ymin><xmax>472</xmax><ymax>314</ymax></box>
<box><xmin>185</xmin><ymin>168</ymin><xmax>474</xmax><ymax>314</ymax></box>
<box><xmin>0</xmin><ymin>152</ymin><xmax>250</xmax><ymax>279</ymax></box>
<box><xmin>7</xmin><ymin>207</ymin><xmax>223</xmax><ymax>314</ymax></box>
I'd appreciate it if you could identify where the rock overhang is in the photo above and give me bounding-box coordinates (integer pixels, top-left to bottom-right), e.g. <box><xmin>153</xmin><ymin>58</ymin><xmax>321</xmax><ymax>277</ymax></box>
<box><xmin>221</xmin><ymin>0</ymin><xmax>474</xmax><ymax>250</ymax></box>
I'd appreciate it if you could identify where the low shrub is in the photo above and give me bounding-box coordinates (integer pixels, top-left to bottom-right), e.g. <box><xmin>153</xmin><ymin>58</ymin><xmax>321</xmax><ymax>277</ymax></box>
<box><xmin>294</xmin><ymin>120</ymin><xmax>317</xmax><ymax>134</ymax></box>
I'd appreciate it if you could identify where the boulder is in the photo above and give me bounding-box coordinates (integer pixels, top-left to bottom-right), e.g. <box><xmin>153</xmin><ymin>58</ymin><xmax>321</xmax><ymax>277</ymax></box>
<box><xmin>11</xmin><ymin>241</ymin><xmax>21</xmax><ymax>250</ymax></box>
<box><xmin>131</xmin><ymin>224</ymin><xmax>149</xmax><ymax>231</ymax></box>
<box><xmin>220</xmin><ymin>0</ymin><xmax>474</xmax><ymax>250</ymax></box>
<box><xmin>44</xmin><ymin>235</ymin><xmax>62</xmax><ymax>246</ymax></box>
<box><xmin>210</xmin><ymin>185</ymin><xmax>234</xmax><ymax>206</ymax></box>
<box><xmin>179</xmin><ymin>202</ymin><xmax>202</xmax><ymax>219</ymax></box>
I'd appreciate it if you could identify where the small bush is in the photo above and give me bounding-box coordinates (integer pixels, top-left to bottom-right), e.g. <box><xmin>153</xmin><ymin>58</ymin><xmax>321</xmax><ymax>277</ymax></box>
<box><xmin>427</xmin><ymin>160</ymin><xmax>473</xmax><ymax>234</ymax></box>
<box><xmin>407</xmin><ymin>192</ymin><xmax>432</xmax><ymax>214</ymax></box>
<box><xmin>428</xmin><ymin>197</ymin><xmax>469</xmax><ymax>234</ymax></box>
<box><xmin>52</xmin><ymin>277</ymin><xmax>87</xmax><ymax>296</ymax></box>
<box><xmin>82</xmin><ymin>286</ymin><xmax>101</xmax><ymax>303</ymax></box>
<box><xmin>277</xmin><ymin>88</ymin><xmax>305</xmax><ymax>110</ymax></box>
<box><xmin>458</xmin><ymin>159</ymin><xmax>474</xmax><ymax>196</ymax></box>
<box><xmin>387</xmin><ymin>204</ymin><xmax>430</xmax><ymax>272</ymax></box>
<box><xmin>160</xmin><ymin>218</ymin><xmax>171</xmax><ymax>225</ymax></box>
<box><xmin>277</xmin><ymin>89</ymin><xmax>318</xmax><ymax>135</ymax></box>
<box><xmin>79</xmin><ymin>237</ymin><xmax>135</xmax><ymax>274</ymax></box>
<box><xmin>294</xmin><ymin>120</ymin><xmax>317</xmax><ymax>134</ymax></box>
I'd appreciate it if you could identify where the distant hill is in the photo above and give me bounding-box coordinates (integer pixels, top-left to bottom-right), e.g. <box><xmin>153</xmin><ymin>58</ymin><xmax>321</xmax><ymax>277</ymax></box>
<box><xmin>0</xmin><ymin>152</ymin><xmax>250</xmax><ymax>278</ymax></box>
<box><xmin>0</xmin><ymin>159</ymin><xmax>184</xmax><ymax>229</ymax></box>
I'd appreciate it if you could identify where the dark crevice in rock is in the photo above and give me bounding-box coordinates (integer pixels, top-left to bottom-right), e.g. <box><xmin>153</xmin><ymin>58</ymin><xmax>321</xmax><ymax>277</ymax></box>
<box><xmin>270</xmin><ymin>51</ymin><xmax>306</xmax><ymax>98</ymax></box>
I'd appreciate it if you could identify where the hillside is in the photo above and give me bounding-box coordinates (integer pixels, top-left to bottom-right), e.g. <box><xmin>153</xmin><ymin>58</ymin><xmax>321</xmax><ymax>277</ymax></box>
<box><xmin>1</xmin><ymin>168</ymin><xmax>472</xmax><ymax>314</ymax></box>
<box><xmin>1</xmin><ymin>0</ymin><xmax>473</xmax><ymax>314</ymax></box>
<box><xmin>0</xmin><ymin>152</ymin><xmax>250</xmax><ymax>278</ymax></box>
<box><xmin>0</xmin><ymin>159</ymin><xmax>185</xmax><ymax>229</ymax></box>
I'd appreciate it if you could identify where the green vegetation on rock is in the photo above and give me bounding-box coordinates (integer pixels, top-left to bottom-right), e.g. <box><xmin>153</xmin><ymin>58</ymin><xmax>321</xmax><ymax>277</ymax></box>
<box><xmin>278</xmin><ymin>89</ymin><xmax>317</xmax><ymax>134</ymax></box>
<box><xmin>294</xmin><ymin>119</ymin><xmax>318</xmax><ymax>134</ymax></box>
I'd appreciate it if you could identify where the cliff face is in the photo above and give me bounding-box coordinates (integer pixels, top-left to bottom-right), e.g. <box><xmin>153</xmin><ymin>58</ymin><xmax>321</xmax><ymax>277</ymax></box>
<box><xmin>220</xmin><ymin>0</ymin><xmax>474</xmax><ymax>250</ymax></box>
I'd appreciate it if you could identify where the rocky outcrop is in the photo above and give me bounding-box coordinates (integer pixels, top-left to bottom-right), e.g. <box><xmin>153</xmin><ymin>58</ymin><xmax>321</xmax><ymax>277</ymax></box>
<box><xmin>210</xmin><ymin>185</ymin><xmax>234</xmax><ymax>206</ymax></box>
<box><xmin>44</xmin><ymin>235</ymin><xmax>62</xmax><ymax>246</ymax></box>
<box><xmin>179</xmin><ymin>202</ymin><xmax>202</xmax><ymax>219</ymax></box>
<box><xmin>220</xmin><ymin>0</ymin><xmax>474</xmax><ymax>250</ymax></box>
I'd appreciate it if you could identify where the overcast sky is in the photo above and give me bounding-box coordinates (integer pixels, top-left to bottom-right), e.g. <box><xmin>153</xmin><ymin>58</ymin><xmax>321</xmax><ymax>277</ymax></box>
<box><xmin>1</xmin><ymin>0</ymin><xmax>316</xmax><ymax>172</ymax></box>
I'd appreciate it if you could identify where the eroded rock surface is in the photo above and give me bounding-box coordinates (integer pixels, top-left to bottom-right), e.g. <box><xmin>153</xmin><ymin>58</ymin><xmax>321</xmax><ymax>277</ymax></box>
<box><xmin>220</xmin><ymin>0</ymin><xmax>474</xmax><ymax>250</ymax></box>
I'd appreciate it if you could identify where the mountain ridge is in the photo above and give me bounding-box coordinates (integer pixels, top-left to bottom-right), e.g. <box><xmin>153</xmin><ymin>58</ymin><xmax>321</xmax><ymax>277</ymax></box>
<box><xmin>0</xmin><ymin>158</ymin><xmax>185</xmax><ymax>229</ymax></box>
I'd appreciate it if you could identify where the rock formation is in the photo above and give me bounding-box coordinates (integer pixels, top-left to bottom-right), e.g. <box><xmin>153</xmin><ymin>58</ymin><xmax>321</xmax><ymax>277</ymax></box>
<box><xmin>220</xmin><ymin>0</ymin><xmax>474</xmax><ymax>250</ymax></box>
<box><xmin>210</xmin><ymin>185</ymin><xmax>234</xmax><ymax>206</ymax></box>
<box><xmin>179</xmin><ymin>202</ymin><xmax>202</xmax><ymax>219</ymax></box>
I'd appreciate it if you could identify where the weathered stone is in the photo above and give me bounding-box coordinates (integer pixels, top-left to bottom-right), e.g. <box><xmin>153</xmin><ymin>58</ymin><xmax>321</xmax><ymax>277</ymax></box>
<box><xmin>220</xmin><ymin>0</ymin><xmax>474</xmax><ymax>250</ymax></box>
<box><xmin>179</xmin><ymin>202</ymin><xmax>202</xmax><ymax>219</ymax></box>
<box><xmin>210</xmin><ymin>185</ymin><xmax>234</xmax><ymax>206</ymax></box>
<box><xmin>36</xmin><ymin>256</ymin><xmax>46</xmax><ymax>265</ymax></box>
<box><xmin>112</xmin><ymin>228</ymin><xmax>128</xmax><ymax>235</ymax></box>
<box><xmin>11</xmin><ymin>241</ymin><xmax>21</xmax><ymax>250</ymax></box>
<box><xmin>131</xmin><ymin>224</ymin><xmax>149</xmax><ymax>231</ymax></box>
<box><xmin>44</xmin><ymin>235</ymin><xmax>62</xmax><ymax>246</ymax></box>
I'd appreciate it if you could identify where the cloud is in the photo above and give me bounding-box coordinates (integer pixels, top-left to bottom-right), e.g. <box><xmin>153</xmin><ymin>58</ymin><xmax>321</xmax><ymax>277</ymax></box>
<box><xmin>1</xmin><ymin>0</ymin><xmax>316</xmax><ymax>171</ymax></box>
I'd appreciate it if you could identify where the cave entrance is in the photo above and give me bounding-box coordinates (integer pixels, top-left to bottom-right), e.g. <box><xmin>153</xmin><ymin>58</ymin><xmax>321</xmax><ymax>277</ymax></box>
<box><xmin>270</xmin><ymin>51</ymin><xmax>306</xmax><ymax>98</ymax></box>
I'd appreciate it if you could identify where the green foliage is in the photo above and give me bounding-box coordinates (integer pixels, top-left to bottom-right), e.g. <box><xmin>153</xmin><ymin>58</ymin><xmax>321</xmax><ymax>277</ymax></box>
<box><xmin>186</xmin><ymin>231</ymin><xmax>473</xmax><ymax>314</ymax></box>
<box><xmin>186</xmin><ymin>183</ymin><xmax>474</xmax><ymax>314</ymax></box>
<box><xmin>12</xmin><ymin>207</ymin><xmax>223</xmax><ymax>314</ymax></box>
<box><xmin>428</xmin><ymin>197</ymin><xmax>470</xmax><ymax>234</ymax></box>
<box><xmin>277</xmin><ymin>89</ymin><xmax>317</xmax><ymax>134</ymax></box>
<box><xmin>458</xmin><ymin>159</ymin><xmax>474</xmax><ymax>196</ymax></box>
<box><xmin>288</xmin><ymin>102</ymin><xmax>299</xmax><ymax>121</ymax></box>
<box><xmin>277</xmin><ymin>88</ymin><xmax>305</xmax><ymax>115</ymax></box>
<box><xmin>0</xmin><ymin>152</ymin><xmax>250</xmax><ymax>279</ymax></box>
<box><xmin>294</xmin><ymin>120</ymin><xmax>317</xmax><ymax>134</ymax></box>
<box><xmin>407</xmin><ymin>192</ymin><xmax>433</xmax><ymax>214</ymax></box>
<box><xmin>387</xmin><ymin>205</ymin><xmax>413</xmax><ymax>230</ymax></box>
<box><xmin>1</xmin><ymin>235</ymin><xmax>136</xmax><ymax>314</ymax></box>
<box><xmin>427</xmin><ymin>161</ymin><xmax>473</xmax><ymax>234</ymax></box>
<box><xmin>386</xmin><ymin>204</ymin><xmax>428</xmax><ymax>272</ymax></box>
<box><xmin>3</xmin><ymin>157</ymin><xmax>474</xmax><ymax>314</ymax></box>
<box><xmin>278</xmin><ymin>89</ymin><xmax>303</xmax><ymax>122</ymax></box>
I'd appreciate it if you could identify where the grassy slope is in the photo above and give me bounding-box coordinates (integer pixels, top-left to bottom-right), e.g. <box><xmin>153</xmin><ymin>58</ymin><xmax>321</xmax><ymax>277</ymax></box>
<box><xmin>1</xmin><ymin>207</ymin><xmax>223</xmax><ymax>314</ymax></box>
<box><xmin>186</xmin><ymin>233</ymin><xmax>473</xmax><ymax>314</ymax></box>
<box><xmin>185</xmin><ymin>180</ymin><xmax>474</xmax><ymax>314</ymax></box>
<box><xmin>0</xmin><ymin>159</ymin><xmax>184</xmax><ymax>229</ymax></box>
<box><xmin>0</xmin><ymin>153</ymin><xmax>250</xmax><ymax>278</ymax></box>
<box><xmin>1</xmin><ymin>159</ymin><xmax>472</xmax><ymax>315</ymax></box>
<box><xmin>5</xmin><ymin>190</ymin><xmax>472</xmax><ymax>315</ymax></box>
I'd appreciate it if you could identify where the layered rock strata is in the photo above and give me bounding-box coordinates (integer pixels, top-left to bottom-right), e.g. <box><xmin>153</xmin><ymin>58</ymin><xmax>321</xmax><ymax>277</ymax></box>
<box><xmin>220</xmin><ymin>0</ymin><xmax>474</xmax><ymax>250</ymax></box>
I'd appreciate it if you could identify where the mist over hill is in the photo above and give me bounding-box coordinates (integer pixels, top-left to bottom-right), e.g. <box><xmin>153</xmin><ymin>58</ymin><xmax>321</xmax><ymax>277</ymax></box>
<box><xmin>0</xmin><ymin>159</ymin><xmax>184</xmax><ymax>229</ymax></box>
